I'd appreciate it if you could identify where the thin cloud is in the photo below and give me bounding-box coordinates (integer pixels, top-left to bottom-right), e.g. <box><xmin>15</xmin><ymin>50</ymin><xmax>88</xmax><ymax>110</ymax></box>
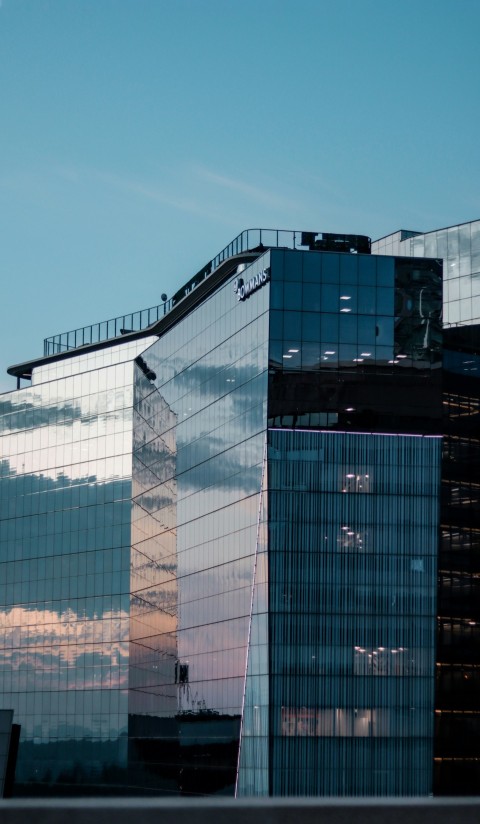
<box><xmin>51</xmin><ymin>165</ymin><xmax>238</xmax><ymax>226</ymax></box>
<box><xmin>195</xmin><ymin>165</ymin><xmax>300</xmax><ymax>212</ymax></box>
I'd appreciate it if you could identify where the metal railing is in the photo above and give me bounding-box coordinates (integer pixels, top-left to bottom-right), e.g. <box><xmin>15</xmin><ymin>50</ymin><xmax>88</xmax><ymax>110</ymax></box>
<box><xmin>43</xmin><ymin>302</ymin><xmax>169</xmax><ymax>356</ymax></box>
<box><xmin>43</xmin><ymin>229</ymin><xmax>307</xmax><ymax>357</ymax></box>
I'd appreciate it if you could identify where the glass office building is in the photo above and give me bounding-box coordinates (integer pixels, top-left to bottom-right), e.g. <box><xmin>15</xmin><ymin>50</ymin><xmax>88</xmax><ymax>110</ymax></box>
<box><xmin>374</xmin><ymin>220</ymin><xmax>480</xmax><ymax>795</ymax></box>
<box><xmin>0</xmin><ymin>230</ymin><xmax>443</xmax><ymax>796</ymax></box>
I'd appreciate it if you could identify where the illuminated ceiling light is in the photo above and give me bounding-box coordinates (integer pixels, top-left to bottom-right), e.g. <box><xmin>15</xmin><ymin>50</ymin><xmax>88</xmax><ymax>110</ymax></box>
<box><xmin>346</xmin><ymin>473</ymin><xmax>355</xmax><ymax>478</ymax></box>
<box><xmin>340</xmin><ymin>295</ymin><xmax>351</xmax><ymax>300</ymax></box>
<box><xmin>288</xmin><ymin>348</ymin><xmax>299</xmax><ymax>353</ymax></box>
<box><xmin>397</xmin><ymin>354</ymin><xmax>407</xmax><ymax>359</ymax></box>
<box><xmin>353</xmin><ymin>358</ymin><xmax>364</xmax><ymax>362</ymax></box>
<box><xmin>341</xmin><ymin>526</ymin><xmax>349</xmax><ymax>530</ymax></box>
<box><xmin>345</xmin><ymin>407</ymin><xmax>355</xmax><ymax>412</ymax></box>
<box><xmin>325</xmin><ymin>350</ymin><xmax>335</xmax><ymax>355</ymax></box>
<box><xmin>347</xmin><ymin>531</ymin><xmax>354</xmax><ymax>536</ymax></box>
<box><xmin>282</xmin><ymin>354</ymin><xmax>292</xmax><ymax>359</ymax></box>
<box><xmin>378</xmin><ymin>647</ymin><xmax>385</xmax><ymax>651</ymax></box>
<box><xmin>360</xmin><ymin>352</ymin><xmax>371</xmax><ymax>357</ymax></box>
<box><xmin>340</xmin><ymin>308</ymin><xmax>351</xmax><ymax>313</ymax></box>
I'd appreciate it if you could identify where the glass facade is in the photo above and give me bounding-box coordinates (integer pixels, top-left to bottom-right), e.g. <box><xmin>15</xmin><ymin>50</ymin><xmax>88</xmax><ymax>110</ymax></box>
<box><xmin>435</xmin><ymin>324</ymin><xmax>480</xmax><ymax>794</ymax></box>
<box><xmin>126</xmin><ymin>257</ymin><xmax>270</xmax><ymax>794</ymax></box>
<box><xmin>0</xmin><ymin>237</ymin><xmax>444</xmax><ymax>796</ymax></box>
<box><xmin>268</xmin><ymin>248</ymin><xmax>442</xmax><ymax>435</ymax></box>
<box><xmin>374</xmin><ymin>220</ymin><xmax>480</xmax><ymax>795</ymax></box>
<box><xmin>373</xmin><ymin>219</ymin><xmax>480</xmax><ymax>327</ymax></box>
<box><xmin>268</xmin><ymin>429</ymin><xmax>440</xmax><ymax>796</ymax></box>
<box><xmin>0</xmin><ymin>338</ymin><xmax>155</xmax><ymax>792</ymax></box>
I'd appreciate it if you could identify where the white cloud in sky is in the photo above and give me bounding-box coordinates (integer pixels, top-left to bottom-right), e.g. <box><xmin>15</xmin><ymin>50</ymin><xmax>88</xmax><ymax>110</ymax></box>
<box><xmin>194</xmin><ymin>165</ymin><xmax>300</xmax><ymax>213</ymax></box>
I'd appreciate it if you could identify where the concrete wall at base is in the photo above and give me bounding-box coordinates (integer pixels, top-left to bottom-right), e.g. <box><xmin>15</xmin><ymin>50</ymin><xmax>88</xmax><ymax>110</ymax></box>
<box><xmin>1</xmin><ymin>799</ymin><xmax>480</xmax><ymax>824</ymax></box>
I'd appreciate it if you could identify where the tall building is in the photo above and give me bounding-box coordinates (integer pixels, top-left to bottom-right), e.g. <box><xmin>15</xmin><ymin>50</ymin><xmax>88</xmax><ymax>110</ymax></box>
<box><xmin>374</xmin><ymin>221</ymin><xmax>480</xmax><ymax>794</ymax></box>
<box><xmin>0</xmin><ymin>229</ymin><xmax>444</xmax><ymax>796</ymax></box>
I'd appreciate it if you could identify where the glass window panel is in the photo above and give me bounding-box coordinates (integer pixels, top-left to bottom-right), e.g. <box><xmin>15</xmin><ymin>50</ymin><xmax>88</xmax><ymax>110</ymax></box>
<box><xmin>376</xmin><ymin>257</ymin><xmax>394</xmax><ymax>288</ymax></box>
<box><xmin>302</xmin><ymin>312</ymin><xmax>321</xmax><ymax>342</ymax></box>
<box><xmin>284</xmin><ymin>251</ymin><xmax>302</xmax><ymax>281</ymax></box>
<box><xmin>270</xmin><ymin>279</ymin><xmax>283</xmax><ymax>310</ymax></box>
<box><xmin>436</xmin><ymin>229</ymin><xmax>447</xmax><ymax>258</ymax></box>
<box><xmin>470</xmin><ymin>221</ymin><xmax>480</xmax><ymax>257</ymax></box>
<box><xmin>321</xmin><ymin>314</ymin><xmax>338</xmax><ymax>341</ymax></box>
<box><xmin>340</xmin><ymin>254</ymin><xmax>358</xmax><ymax>285</ymax></box>
<box><xmin>321</xmin><ymin>284</ymin><xmax>339</xmax><ymax>311</ymax></box>
<box><xmin>412</xmin><ymin>236</ymin><xmax>425</xmax><ymax>257</ymax></box>
<box><xmin>270</xmin><ymin>310</ymin><xmax>283</xmax><ymax>340</ymax></box>
<box><xmin>376</xmin><ymin>288</ymin><xmax>394</xmax><ymax>315</ymax></box>
<box><xmin>424</xmin><ymin>234</ymin><xmax>437</xmax><ymax>258</ymax></box>
<box><xmin>302</xmin><ymin>282</ymin><xmax>321</xmax><ymax>311</ymax></box>
<box><xmin>303</xmin><ymin>254</ymin><xmax>322</xmax><ymax>283</ymax></box>
<box><xmin>358</xmin><ymin>316</ymin><xmax>376</xmax><ymax>346</ymax></box>
<box><xmin>376</xmin><ymin>316</ymin><xmax>394</xmax><ymax>345</ymax></box>
<box><xmin>322</xmin><ymin>254</ymin><xmax>340</xmax><ymax>283</ymax></box>
<box><xmin>339</xmin><ymin>314</ymin><xmax>357</xmax><ymax>344</ymax></box>
<box><xmin>283</xmin><ymin>311</ymin><xmax>302</xmax><ymax>340</ymax></box>
<box><xmin>358</xmin><ymin>286</ymin><xmax>376</xmax><ymax>315</ymax></box>
<box><xmin>447</xmin><ymin>226</ymin><xmax>459</xmax><ymax>257</ymax></box>
<box><xmin>459</xmin><ymin>276</ymin><xmax>472</xmax><ymax>299</ymax></box>
<box><xmin>301</xmin><ymin>342</ymin><xmax>321</xmax><ymax>369</ymax></box>
<box><xmin>459</xmin><ymin>224</ymin><xmax>471</xmax><ymax>256</ymax></box>
<box><xmin>284</xmin><ymin>281</ymin><xmax>302</xmax><ymax>310</ymax></box>
<box><xmin>358</xmin><ymin>255</ymin><xmax>376</xmax><ymax>286</ymax></box>
<box><xmin>281</xmin><ymin>341</ymin><xmax>302</xmax><ymax>369</ymax></box>
<box><xmin>339</xmin><ymin>343</ymin><xmax>357</xmax><ymax>362</ymax></box>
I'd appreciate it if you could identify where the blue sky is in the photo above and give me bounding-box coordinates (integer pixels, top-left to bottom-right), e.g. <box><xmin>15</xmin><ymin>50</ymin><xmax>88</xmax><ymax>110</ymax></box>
<box><xmin>1</xmin><ymin>0</ymin><xmax>479</xmax><ymax>391</ymax></box>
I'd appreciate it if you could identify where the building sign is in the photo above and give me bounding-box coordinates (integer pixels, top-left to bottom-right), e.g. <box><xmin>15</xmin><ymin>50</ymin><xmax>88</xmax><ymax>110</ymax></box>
<box><xmin>233</xmin><ymin>268</ymin><xmax>270</xmax><ymax>301</ymax></box>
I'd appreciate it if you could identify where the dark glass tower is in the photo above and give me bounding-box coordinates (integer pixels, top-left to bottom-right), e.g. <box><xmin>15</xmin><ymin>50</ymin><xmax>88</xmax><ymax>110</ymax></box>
<box><xmin>435</xmin><ymin>324</ymin><xmax>480</xmax><ymax>794</ymax></box>
<box><xmin>373</xmin><ymin>221</ymin><xmax>480</xmax><ymax>795</ymax></box>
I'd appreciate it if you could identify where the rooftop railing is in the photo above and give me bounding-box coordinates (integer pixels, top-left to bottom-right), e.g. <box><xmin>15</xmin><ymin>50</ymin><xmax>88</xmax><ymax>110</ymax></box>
<box><xmin>43</xmin><ymin>229</ymin><xmax>307</xmax><ymax>357</ymax></box>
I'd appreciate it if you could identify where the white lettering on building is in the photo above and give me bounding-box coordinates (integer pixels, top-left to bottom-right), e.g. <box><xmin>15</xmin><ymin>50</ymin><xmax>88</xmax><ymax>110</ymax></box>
<box><xmin>233</xmin><ymin>269</ymin><xmax>270</xmax><ymax>301</ymax></box>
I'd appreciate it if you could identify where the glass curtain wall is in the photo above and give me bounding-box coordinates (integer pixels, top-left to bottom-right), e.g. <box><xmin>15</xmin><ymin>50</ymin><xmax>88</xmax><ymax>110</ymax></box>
<box><xmin>267</xmin><ymin>249</ymin><xmax>442</xmax><ymax>436</ymax></box>
<box><xmin>436</xmin><ymin>326</ymin><xmax>480</xmax><ymax>793</ymax></box>
<box><xmin>373</xmin><ymin>220</ymin><xmax>480</xmax><ymax>327</ymax></box>
<box><xmin>128</xmin><ymin>365</ymin><xmax>179</xmax><ymax>791</ymax></box>
<box><xmin>268</xmin><ymin>428</ymin><xmax>441</xmax><ymax>796</ymax></box>
<box><xmin>131</xmin><ymin>256</ymin><xmax>270</xmax><ymax>794</ymax></box>
<box><xmin>0</xmin><ymin>339</ymin><xmax>151</xmax><ymax>794</ymax></box>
